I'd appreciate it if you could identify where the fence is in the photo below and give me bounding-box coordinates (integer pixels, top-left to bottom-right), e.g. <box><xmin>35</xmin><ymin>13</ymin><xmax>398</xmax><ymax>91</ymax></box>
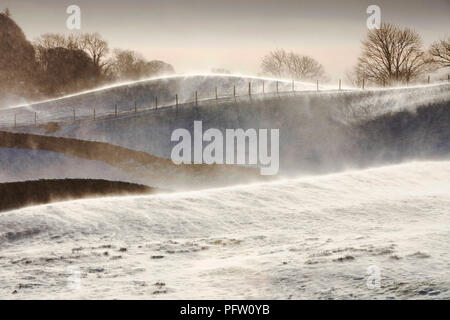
<box><xmin>3</xmin><ymin>75</ymin><xmax>449</xmax><ymax>130</ymax></box>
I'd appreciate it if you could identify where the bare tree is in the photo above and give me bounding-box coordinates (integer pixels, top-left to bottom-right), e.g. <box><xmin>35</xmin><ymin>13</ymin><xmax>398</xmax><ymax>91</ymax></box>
<box><xmin>261</xmin><ymin>49</ymin><xmax>325</xmax><ymax>81</ymax></box>
<box><xmin>79</xmin><ymin>32</ymin><xmax>109</xmax><ymax>74</ymax></box>
<box><xmin>34</xmin><ymin>33</ymin><xmax>81</xmax><ymax>50</ymax></box>
<box><xmin>429</xmin><ymin>37</ymin><xmax>450</xmax><ymax>68</ymax></box>
<box><xmin>354</xmin><ymin>23</ymin><xmax>431</xmax><ymax>85</ymax></box>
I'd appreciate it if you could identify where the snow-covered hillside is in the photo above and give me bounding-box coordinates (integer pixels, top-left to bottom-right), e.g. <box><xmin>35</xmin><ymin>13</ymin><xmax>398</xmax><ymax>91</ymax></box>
<box><xmin>0</xmin><ymin>148</ymin><xmax>140</xmax><ymax>184</ymax></box>
<box><xmin>0</xmin><ymin>75</ymin><xmax>449</xmax><ymax>299</ymax></box>
<box><xmin>1</xmin><ymin>161</ymin><xmax>449</xmax><ymax>299</ymax></box>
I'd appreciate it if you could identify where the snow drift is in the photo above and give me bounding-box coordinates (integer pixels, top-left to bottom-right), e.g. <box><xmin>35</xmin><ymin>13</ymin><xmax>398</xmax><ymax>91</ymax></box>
<box><xmin>3</xmin><ymin>75</ymin><xmax>448</xmax><ymax>177</ymax></box>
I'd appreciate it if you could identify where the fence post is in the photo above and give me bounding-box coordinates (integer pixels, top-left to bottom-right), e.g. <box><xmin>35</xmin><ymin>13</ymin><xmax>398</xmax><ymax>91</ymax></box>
<box><xmin>135</xmin><ymin>101</ymin><xmax>137</xmax><ymax>113</ymax></box>
<box><xmin>233</xmin><ymin>85</ymin><xmax>236</xmax><ymax>97</ymax></box>
<box><xmin>249</xmin><ymin>82</ymin><xmax>251</xmax><ymax>96</ymax></box>
<box><xmin>73</xmin><ymin>109</ymin><xmax>75</xmax><ymax>122</ymax></box>
<box><xmin>195</xmin><ymin>91</ymin><xmax>198</xmax><ymax>105</ymax></box>
<box><xmin>14</xmin><ymin>114</ymin><xmax>16</xmax><ymax>128</ymax></box>
<box><xmin>428</xmin><ymin>75</ymin><xmax>430</xmax><ymax>84</ymax></box>
<box><xmin>276</xmin><ymin>81</ymin><xmax>279</xmax><ymax>93</ymax></box>
<box><xmin>176</xmin><ymin>94</ymin><xmax>178</xmax><ymax>108</ymax></box>
<box><xmin>339</xmin><ymin>79</ymin><xmax>341</xmax><ymax>91</ymax></box>
<box><xmin>155</xmin><ymin>96</ymin><xmax>158</xmax><ymax>109</ymax></box>
<box><xmin>93</xmin><ymin>108</ymin><xmax>96</xmax><ymax>121</ymax></box>
<box><xmin>292</xmin><ymin>80</ymin><xmax>294</xmax><ymax>92</ymax></box>
<box><xmin>115</xmin><ymin>104</ymin><xmax>117</xmax><ymax>117</ymax></box>
<box><xmin>215</xmin><ymin>87</ymin><xmax>218</xmax><ymax>100</ymax></box>
<box><xmin>34</xmin><ymin>112</ymin><xmax>37</xmax><ymax>127</ymax></box>
<box><xmin>362</xmin><ymin>79</ymin><xmax>365</xmax><ymax>90</ymax></box>
<box><xmin>316</xmin><ymin>80</ymin><xmax>319</xmax><ymax>92</ymax></box>
<box><xmin>262</xmin><ymin>80</ymin><xmax>265</xmax><ymax>94</ymax></box>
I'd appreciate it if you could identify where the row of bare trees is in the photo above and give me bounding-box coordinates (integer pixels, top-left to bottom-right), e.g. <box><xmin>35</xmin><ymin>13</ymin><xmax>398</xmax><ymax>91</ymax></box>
<box><xmin>35</xmin><ymin>33</ymin><xmax>109</xmax><ymax>75</ymax></box>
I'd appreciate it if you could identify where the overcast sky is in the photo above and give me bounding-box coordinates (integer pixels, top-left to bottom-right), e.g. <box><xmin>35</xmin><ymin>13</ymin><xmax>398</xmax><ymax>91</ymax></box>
<box><xmin>3</xmin><ymin>0</ymin><xmax>449</xmax><ymax>79</ymax></box>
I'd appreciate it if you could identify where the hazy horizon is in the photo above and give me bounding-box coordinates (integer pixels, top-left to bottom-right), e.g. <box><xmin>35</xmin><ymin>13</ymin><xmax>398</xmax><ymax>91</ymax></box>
<box><xmin>3</xmin><ymin>0</ymin><xmax>450</xmax><ymax>80</ymax></box>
